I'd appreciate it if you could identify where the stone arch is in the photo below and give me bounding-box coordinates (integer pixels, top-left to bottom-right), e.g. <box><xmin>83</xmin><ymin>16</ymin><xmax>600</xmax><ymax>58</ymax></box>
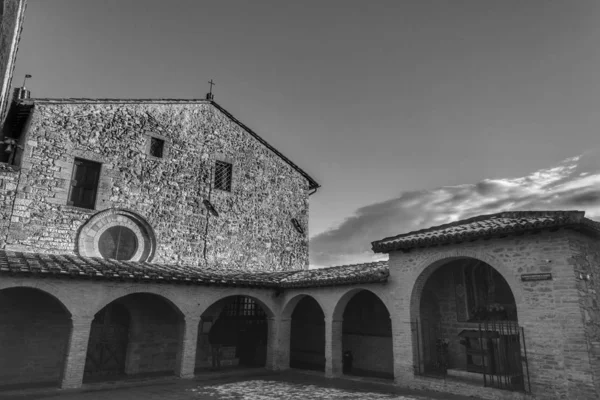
<box><xmin>0</xmin><ymin>280</ymin><xmax>75</xmax><ymax>317</ymax></box>
<box><xmin>408</xmin><ymin>250</ymin><xmax>521</xmax><ymax>376</ymax></box>
<box><xmin>196</xmin><ymin>294</ymin><xmax>274</xmax><ymax>370</ymax></box>
<box><xmin>332</xmin><ymin>287</ymin><xmax>391</xmax><ymax>321</ymax></box>
<box><xmin>76</xmin><ymin>208</ymin><xmax>157</xmax><ymax>262</ymax></box>
<box><xmin>0</xmin><ymin>286</ymin><xmax>73</xmax><ymax>388</ymax></box>
<box><xmin>282</xmin><ymin>293</ymin><xmax>326</xmax><ymax>320</ymax></box>
<box><xmin>200</xmin><ymin>292</ymin><xmax>276</xmax><ymax>319</ymax></box>
<box><xmin>408</xmin><ymin>250</ymin><xmax>523</xmax><ymax>325</ymax></box>
<box><xmin>84</xmin><ymin>291</ymin><xmax>185</xmax><ymax>382</ymax></box>
<box><xmin>283</xmin><ymin>294</ymin><xmax>326</xmax><ymax>372</ymax></box>
<box><xmin>88</xmin><ymin>287</ymin><xmax>185</xmax><ymax>319</ymax></box>
<box><xmin>333</xmin><ymin>287</ymin><xmax>394</xmax><ymax>379</ymax></box>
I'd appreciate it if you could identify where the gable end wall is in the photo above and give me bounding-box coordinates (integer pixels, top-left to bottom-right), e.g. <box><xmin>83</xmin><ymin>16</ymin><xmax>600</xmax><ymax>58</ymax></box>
<box><xmin>1</xmin><ymin>102</ymin><xmax>310</xmax><ymax>271</ymax></box>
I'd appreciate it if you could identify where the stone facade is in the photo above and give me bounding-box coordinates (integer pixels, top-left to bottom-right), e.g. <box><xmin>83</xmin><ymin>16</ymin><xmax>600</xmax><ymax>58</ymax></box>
<box><xmin>0</xmin><ymin>0</ymin><xmax>26</xmax><ymax>123</ymax></box>
<box><xmin>1</xmin><ymin>99</ymin><xmax>314</xmax><ymax>271</ymax></box>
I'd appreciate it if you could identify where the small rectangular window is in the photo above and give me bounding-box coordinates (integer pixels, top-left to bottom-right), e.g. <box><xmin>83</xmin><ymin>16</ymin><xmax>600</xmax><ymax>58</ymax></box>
<box><xmin>67</xmin><ymin>158</ymin><xmax>101</xmax><ymax>209</ymax></box>
<box><xmin>149</xmin><ymin>137</ymin><xmax>164</xmax><ymax>158</ymax></box>
<box><xmin>214</xmin><ymin>160</ymin><xmax>232</xmax><ymax>192</ymax></box>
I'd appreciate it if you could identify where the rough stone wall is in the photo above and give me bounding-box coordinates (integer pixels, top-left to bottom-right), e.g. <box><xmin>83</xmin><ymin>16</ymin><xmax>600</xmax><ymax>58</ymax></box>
<box><xmin>0</xmin><ymin>287</ymin><xmax>70</xmax><ymax>386</ymax></box>
<box><xmin>0</xmin><ymin>0</ymin><xmax>27</xmax><ymax>123</ymax></box>
<box><xmin>4</xmin><ymin>101</ymin><xmax>310</xmax><ymax>271</ymax></box>
<box><xmin>388</xmin><ymin>230</ymin><xmax>598</xmax><ymax>400</ymax></box>
<box><xmin>568</xmin><ymin>232</ymin><xmax>600</xmax><ymax>398</ymax></box>
<box><xmin>0</xmin><ymin>164</ymin><xmax>18</xmax><ymax>247</ymax></box>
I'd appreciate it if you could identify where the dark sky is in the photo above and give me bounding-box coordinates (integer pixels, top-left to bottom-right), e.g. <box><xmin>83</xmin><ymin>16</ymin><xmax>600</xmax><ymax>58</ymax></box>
<box><xmin>13</xmin><ymin>1</ymin><xmax>600</xmax><ymax>266</ymax></box>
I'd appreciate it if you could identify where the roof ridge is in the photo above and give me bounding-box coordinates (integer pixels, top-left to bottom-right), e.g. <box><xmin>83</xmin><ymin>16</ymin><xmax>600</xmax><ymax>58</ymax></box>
<box><xmin>372</xmin><ymin>210</ymin><xmax>584</xmax><ymax>245</ymax></box>
<box><xmin>0</xmin><ymin>250</ymin><xmax>388</xmax><ymax>289</ymax></box>
<box><xmin>372</xmin><ymin>210</ymin><xmax>593</xmax><ymax>253</ymax></box>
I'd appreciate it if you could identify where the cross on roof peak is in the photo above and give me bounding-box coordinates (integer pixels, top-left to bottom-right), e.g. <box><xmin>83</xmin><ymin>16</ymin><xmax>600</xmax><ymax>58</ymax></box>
<box><xmin>206</xmin><ymin>79</ymin><xmax>216</xmax><ymax>100</ymax></box>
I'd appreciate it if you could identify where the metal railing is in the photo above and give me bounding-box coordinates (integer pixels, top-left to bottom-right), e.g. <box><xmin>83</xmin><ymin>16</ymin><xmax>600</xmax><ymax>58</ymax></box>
<box><xmin>412</xmin><ymin>319</ymin><xmax>530</xmax><ymax>393</ymax></box>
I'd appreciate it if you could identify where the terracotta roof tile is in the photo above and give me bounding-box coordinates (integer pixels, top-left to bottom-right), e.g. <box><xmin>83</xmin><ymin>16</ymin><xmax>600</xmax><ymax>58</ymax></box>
<box><xmin>372</xmin><ymin>210</ymin><xmax>600</xmax><ymax>253</ymax></box>
<box><xmin>279</xmin><ymin>261</ymin><xmax>389</xmax><ymax>288</ymax></box>
<box><xmin>0</xmin><ymin>251</ymin><xmax>388</xmax><ymax>289</ymax></box>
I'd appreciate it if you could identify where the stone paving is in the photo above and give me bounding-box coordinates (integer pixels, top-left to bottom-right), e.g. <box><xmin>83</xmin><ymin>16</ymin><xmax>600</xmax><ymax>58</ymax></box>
<box><xmin>0</xmin><ymin>373</ymin><xmax>477</xmax><ymax>400</ymax></box>
<box><xmin>187</xmin><ymin>380</ymin><xmax>429</xmax><ymax>399</ymax></box>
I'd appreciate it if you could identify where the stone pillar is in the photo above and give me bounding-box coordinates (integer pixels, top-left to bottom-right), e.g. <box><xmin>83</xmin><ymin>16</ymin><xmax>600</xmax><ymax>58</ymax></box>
<box><xmin>392</xmin><ymin>314</ymin><xmax>414</xmax><ymax>384</ymax></box>
<box><xmin>60</xmin><ymin>315</ymin><xmax>93</xmax><ymax>389</ymax></box>
<box><xmin>265</xmin><ymin>317</ymin><xmax>291</xmax><ymax>371</ymax></box>
<box><xmin>325</xmin><ymin>317</ymin><xmax>343</xmax><ymax>378</ymax></box>
<box><xmin>175</xmin><ymin>316</ymin><xmax>200</xmax><ymax>378</ymax></box>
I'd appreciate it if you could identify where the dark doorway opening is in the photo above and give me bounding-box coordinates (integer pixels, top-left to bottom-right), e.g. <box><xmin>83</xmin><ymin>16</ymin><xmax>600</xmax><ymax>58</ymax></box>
<box><xmin>0</xmin><ymin>288</ymin><xmax>71</xmax><ymax>390</ymax></box>
<box><xmin>199</xmin><ymin>296</ymin><xmax>268</xmax><ymax>370</ymax></box>
<box><xmin>342</xmin><ymin>290</ymin><xmax>393</xmax><ymax>380</ymax></box>
<box><xmin>290</xmin><ymin>296</ymin><xmax>325</xmax><ymax>371</ymax></box>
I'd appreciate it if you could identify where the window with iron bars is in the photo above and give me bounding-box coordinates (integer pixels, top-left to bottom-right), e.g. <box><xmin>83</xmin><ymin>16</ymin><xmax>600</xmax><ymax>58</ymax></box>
<box><xmin>222</xmin><ymin>296</ymin><xmax>266</xmax><ymax>319</ymax></box>
<box><xmin>214</xmin><ymin>160</ymin><xmax>233</xmax><ymax>192</ymax></box>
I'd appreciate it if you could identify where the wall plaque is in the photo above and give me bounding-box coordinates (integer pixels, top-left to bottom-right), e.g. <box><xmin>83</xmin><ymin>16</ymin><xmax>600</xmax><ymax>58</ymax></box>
<box><xmin>521</xmin><ymin>273</ymin><xmax>552</xmax><ymax>282</ymax></box>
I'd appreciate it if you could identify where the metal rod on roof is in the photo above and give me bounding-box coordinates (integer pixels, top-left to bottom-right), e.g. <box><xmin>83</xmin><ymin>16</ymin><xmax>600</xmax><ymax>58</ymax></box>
<box><xmin>22</xmin><ymin>74</ymin><xmax>32</xmax><ymax>88</ymax></box>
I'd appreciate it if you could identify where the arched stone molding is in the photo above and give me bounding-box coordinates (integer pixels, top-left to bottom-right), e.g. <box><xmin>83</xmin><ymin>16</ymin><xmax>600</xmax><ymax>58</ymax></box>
<box><xmin>407</xmin><ymin>249</ymin><xmax>524</xmax><ymax>323</ymax></box>
<box><xmin>0</xmin><ymin>279</ymin><xmax>75</xmax><ymax>317</ymax></box>
<box><xmin>279</xmin><ymin>294</ymin><xmax>327</xmax><ymax>372</ymax></box>
<box><xmin>196</xmin><ymin>291</ymin><xmax>277</xmax><ymax>321</ymax></box>
<box><xmin>393</xmin><ymin>248</ymin><xmax>525</xmax><ymax>383</ymax></box>
<box><xmin>76</xmin><ymin>208</ymin><xmax>157</xmax><ymax>262</ymax></box>
<box><xmin>87</xmin><ymin>286</ymin><xmax>186</xmax><ymax>320</ymax></box>
<box><xmin>322</xmin><ymin>287</ymin><xmax>393</xmax><ymax>378</ymax></box>
<box><xmin>0</xmin><ymin>282</ymin><xmax>78</xmax><ymax>389</ymax></box>
<box><xmin>281</xmin><ymin>293</ymin><xmax>327</xmax><ymax>320</ymax></box>
<box><xmin>331</xmin><ymin>287</ymin><xmax>393</xmax><ymax>322</ymax></box>
<box><xmin>195</xmin><ymin>293</ymin><xmax>277</xmax><ymax>372</ymax></box>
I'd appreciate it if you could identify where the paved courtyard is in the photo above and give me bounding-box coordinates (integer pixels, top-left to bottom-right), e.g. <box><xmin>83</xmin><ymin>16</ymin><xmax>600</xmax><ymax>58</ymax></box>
<box><xmin>0</xmin><ymin>373</ymin><xmax>476</xmax><ymax>400</ymax></box>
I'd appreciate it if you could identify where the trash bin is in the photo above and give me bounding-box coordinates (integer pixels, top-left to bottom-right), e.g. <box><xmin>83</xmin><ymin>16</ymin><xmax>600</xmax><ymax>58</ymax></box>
<box><xmin>342</xmin><ymin>350</ymin><xmax>353</xmax><ymax>374</ymax></box>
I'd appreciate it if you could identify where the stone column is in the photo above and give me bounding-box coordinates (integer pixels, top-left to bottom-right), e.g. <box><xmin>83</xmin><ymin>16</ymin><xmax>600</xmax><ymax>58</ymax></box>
<box><xmin>60</xmin><ymin>315</ymin><xmax>93</xmax><ymax>389</ymax></box>
<box><xmin>175</xmin><ymin>316</ymin><xmax>200</xmax><ymax>378</ymax></box>
<box><xmin>265</xmin><ymin>317</ymin><xmax>291</xmax><ymax>371</ymax></box>
<box><xmin>392</xmin><ymin>314</ymin><xmax>414</xmax><ymax>383</ymax></box>
<box><xmin>325</xmin><ymin>317</ymin><xmax>343</xmax><ymax>378</ymax></box>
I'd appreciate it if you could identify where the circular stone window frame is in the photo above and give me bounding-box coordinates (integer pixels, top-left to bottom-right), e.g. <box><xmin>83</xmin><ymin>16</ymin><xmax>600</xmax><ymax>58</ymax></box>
<box><xmin>77</xmin><ymin>209</ymin><xmax>157</xmax><ymax>262</ymax></box>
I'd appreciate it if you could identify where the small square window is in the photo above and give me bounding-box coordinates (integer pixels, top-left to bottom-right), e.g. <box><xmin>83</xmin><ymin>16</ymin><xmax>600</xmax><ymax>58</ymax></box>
<box><xmin>214</xmin><ymin>160</ymin><xmax>232</xmax><ymax>192</ymax></box>
<box><xmin>149</xmin><ymin>137</ymin><xmax>164</xmax><ymax>158</ymax></box>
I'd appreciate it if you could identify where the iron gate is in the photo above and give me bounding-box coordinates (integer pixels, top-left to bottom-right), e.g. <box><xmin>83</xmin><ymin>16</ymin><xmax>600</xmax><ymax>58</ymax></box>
<box><xmin>84</xmin><ymin>304</ymin><xmax>130</xmax><ymax>379</ymax></box>
<box><xmin>412</xmin><ymin>320</ymin><xmax>531</xmax><ymax>393</ymax></box>
<box><xmin>219</xmin><ymin>296</ymin><xmax>268</xmax><ymax>367</ymax></box>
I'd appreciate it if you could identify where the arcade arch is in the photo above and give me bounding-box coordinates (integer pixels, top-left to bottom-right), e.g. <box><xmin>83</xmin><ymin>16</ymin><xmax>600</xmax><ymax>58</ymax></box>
<box><xmin>288</xmin><ymin>295</ymin><xmax>325</xmax><ymax>371</ymax></box>
<box><xmin>339</xmin><ymin>289</ymin><xmax>393</xmax><ymax>379</ymax></box>
<box><xmin>196</xmin><ymin>295</ymin><xmax>272</xmax><ymax>371</ymax></box>
<box><xmin>0</xmin><ymin>287</ymin><xmax>72</xmax><ymax>388</ymax></box>
<box><xmin>410</xmin><ymin>257</ymin><xmax>521</xmax><ymax>385</ymax></box>
<box><xmin>83</xmin><ymin>292</ymin><xmax>183</xmax><ymax>382</ymax></box>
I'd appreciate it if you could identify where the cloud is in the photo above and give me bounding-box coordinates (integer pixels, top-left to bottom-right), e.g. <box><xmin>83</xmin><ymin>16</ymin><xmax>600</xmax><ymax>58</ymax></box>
<box><xmin>309</xmin><ymin>149</ymin><xmax>600</xmax><ymax>267</ymax></box>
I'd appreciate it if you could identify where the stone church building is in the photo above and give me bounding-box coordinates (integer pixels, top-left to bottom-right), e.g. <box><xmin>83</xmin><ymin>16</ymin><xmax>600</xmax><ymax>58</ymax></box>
<box><xmin>1</xmin><ymin>1</ymin><xmax>599</xmax><ymax>399</ymax></box>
